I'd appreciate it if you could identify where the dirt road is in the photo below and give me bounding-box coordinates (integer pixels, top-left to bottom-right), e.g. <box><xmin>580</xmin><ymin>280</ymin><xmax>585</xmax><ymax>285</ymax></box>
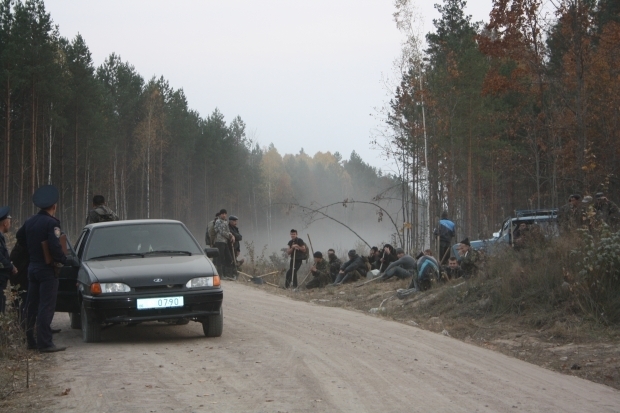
<box><xmin>38</xmin><ymin>282</ymin><xmax>619</xmax><ymax>413</ymax></box>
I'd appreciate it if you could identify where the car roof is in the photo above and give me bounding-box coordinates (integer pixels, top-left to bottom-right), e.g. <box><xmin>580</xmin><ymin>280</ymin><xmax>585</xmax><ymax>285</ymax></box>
<box><xmin>84</xmin><ymin>219</ymin><xmax>184</xmax><ymax>230</ymax></box>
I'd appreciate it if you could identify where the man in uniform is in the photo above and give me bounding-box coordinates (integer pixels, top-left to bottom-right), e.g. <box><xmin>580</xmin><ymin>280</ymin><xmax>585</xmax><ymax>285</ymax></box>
<box><xmin>17</xmin><ymin>185</ymin><xmax>78</xmax><ymax>352</ymax></box>
<box><xmin>286</xmin><ymin>229</ymin><xmax>307</xmax><ymax>289</ymax></box>
<box><xmin>457</xmin><ymin>238</ymin><xmax>480</xmax><ymax>279</ymax></box>
<box><xmin>333</xmin><ymin>249</ymin><xmax>365</xmax><ymax>285</ymax></box>
<box><xmin>327</xmin><ymin>248</ymin><xmax>341</xmax><ymax>283</ymax></box>
<box><xmin>379</xmin><ymin>247</ymin><xmax>416</xmax><ymax>282</ymax></box>
<box><xmin>214</xmin><ymin>209</ymin><xmax>235</xmax><ymax>279</ymax></box>
<box><xmin>86</xmin><ymin>195</ymin><xmax>119</xmax><ymax>224</ymax></box>
<box><xmin>306</xmin><ymin>251</ymin><xmax>331</xmax><ymax>289</ymax></box>
<box><xmin>0</xmin><ymin>206</ymin><xmax>16</xmax><ymax>313</ymax></box>
<box><xmin>594</xmin><ymin>192</ymin><xmax>620</xmax><ymax>229</ymax></box>
<box><xmin>433</xmin><ymin>211</ymin><xmax>455</xmax><ymax>265</ymax></box>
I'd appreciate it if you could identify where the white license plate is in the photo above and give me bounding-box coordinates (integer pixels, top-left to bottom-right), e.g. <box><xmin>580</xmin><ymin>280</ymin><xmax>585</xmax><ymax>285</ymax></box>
<box><xmin>137</xmin><ymin>296</ymin><xmax>184</xmax><ymax>310</ymax></box>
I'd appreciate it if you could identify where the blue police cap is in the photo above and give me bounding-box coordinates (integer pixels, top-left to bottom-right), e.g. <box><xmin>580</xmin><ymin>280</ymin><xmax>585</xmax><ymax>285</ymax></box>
<box><xmin>32</xmin><ymin>185</ymin><xmax>59</xmax><ymax>209</ymax></box>
<box><xmin>0</xmin><ymin>206</ymin><xmax>10</xmax><ymax>220</ymax></box>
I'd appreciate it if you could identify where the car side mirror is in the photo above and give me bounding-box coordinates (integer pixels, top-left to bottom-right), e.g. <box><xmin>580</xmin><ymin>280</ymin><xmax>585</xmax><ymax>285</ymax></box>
<box><xmin>493</xmin><ymin>232</ymin><xmax>500</xmax><ymax>238</ymax></box>
<box><xmin>204</xmin><ymin>248</ymin><xmax>219</xmax><ymax>258</ymax></box>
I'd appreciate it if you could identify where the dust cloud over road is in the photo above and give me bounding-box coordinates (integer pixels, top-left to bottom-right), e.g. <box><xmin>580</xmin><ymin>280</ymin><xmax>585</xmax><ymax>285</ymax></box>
<box><xmin>42</xmin><ymin>282</ymin><xmax>619</xmax><ymax>413</ymax></box>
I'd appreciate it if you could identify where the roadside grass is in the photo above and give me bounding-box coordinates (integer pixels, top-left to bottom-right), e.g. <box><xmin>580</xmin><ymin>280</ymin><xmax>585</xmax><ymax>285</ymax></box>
<box><xmin>0</xmin><ymin>288</ymin><xmax>32</xmax><ymax>402</ymax></box>
<box><xmin>240</xmin><ymin>231</ymin><xmax>620</xmax><ymax>389</ymax></box>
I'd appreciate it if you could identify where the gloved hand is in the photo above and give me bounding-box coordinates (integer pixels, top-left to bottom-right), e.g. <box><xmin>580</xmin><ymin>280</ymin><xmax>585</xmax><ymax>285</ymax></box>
<box><xmin>65</xmin><ymin>255</ymin><xmax>80</xmax><ymax>267</ymax></box>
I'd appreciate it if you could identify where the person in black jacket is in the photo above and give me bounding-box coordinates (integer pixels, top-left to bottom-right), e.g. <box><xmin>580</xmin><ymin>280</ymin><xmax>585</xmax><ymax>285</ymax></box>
<box><xmin>228</xmin><ymin>216</ymin><xmax>243</xmax><ymax>275</ymax></box>
<box><xmin>378</xmin><ymin>244</ymin><xmax>397</xmax><ymax>273</ymax></box>
<box><xmin>0</xmin><ymin>206</ymin><xmax>16</xmax><ymax>313</ymax></box>
<box><xmin>333</xmin><ymin>250</ymin><xmax>365</xmax><ymax>285</ymax></box>
<box><xmin>368</xmin><ymin>246</ymin><xmax>381</xmax><ymax>270</ymax></box>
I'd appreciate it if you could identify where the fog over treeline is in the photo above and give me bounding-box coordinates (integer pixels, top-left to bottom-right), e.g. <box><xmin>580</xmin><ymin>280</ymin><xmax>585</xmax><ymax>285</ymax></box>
<box><xmin>0</xmin><ymin>0</ymin><xmax>400</xmax><ymax>254</ymax></box>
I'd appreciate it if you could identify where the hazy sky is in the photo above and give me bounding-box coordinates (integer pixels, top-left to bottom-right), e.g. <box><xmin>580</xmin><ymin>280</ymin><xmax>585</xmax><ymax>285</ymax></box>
<box><xmin>45</xmin><ymin>0</ymin><xmax>492</xmax><ymax>173</ymax></box>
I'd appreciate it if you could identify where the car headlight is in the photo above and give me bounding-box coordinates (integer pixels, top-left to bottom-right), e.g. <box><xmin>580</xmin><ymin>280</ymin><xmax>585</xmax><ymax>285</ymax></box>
<box><xmin>99</xmin><ymin>283</ymin><xmax>131</xmax><ymax>293</ymax></box>
<box><xmin>186</xmin><ymin>276</ymin><xmax>219</xmax><ymax>288</ymax></box>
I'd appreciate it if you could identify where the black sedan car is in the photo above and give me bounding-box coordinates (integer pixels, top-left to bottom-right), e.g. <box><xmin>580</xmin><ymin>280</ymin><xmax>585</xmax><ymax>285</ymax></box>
<box><xmin>56</xmin><ymin>219</ymin><xmax>223</xmax><ymax>343</ymax></box>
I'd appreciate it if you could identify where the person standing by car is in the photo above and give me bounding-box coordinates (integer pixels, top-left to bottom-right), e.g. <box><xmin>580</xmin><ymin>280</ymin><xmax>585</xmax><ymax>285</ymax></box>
<box><xmin>286</xmin><ymin>229</ymin><xmax>307</xmax><ymax>289</ymax></box>
<box><xmin>0</xmin><ymin>206</ymin><xmax>16</xmax><ymax>313</ymax></box>
<box><xmin>433</xmin><ymin>211</ymin><xmax>455</xmax><ymax>265</ymax></box>
<box><xmin>86</xmin><ymin>195</ymin><xmax>119</xmax><ymax>224</ymax></box>
<box><xmin>17</xmin><ymin>185</ymin><xmax>78</xmax><ymax>353</ymax></box>
<box><xmin>214</xmin><ymin>209</ymin><xmax>235</xmax><ymax>279</ymax></box>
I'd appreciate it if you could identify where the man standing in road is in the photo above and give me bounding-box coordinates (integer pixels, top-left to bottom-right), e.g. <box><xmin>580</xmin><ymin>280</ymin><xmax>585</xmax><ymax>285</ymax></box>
<box><xmin>214</xmin><ymin>209</ymin><xmax>235</xmax><ymax>279</ymax></box>
<box><xmin>0</xmin><ymin>206</ymin><xmax>16</xmax><ymax>313</ymax></box>
<box><xmin>433</xmin><ymin>211</ymin><xmax>455</xmax><ymax>265</ymax></box>
<box><xmin>286</xmin><ymin>229</ymin><xmax>307</xmax><ymax>289</ymax></box>
<box><xmin>17</xmin><ymin>185</ymin><xmax>78</xmax><ymax>352</ymax></box>
<box><xmin>86</xmin><ymin>195</ymin><xmax>119</xmax><ymax>224</ymax></box>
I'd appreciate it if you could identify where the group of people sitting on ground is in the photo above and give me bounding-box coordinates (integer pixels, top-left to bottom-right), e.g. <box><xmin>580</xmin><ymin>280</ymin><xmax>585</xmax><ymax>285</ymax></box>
<box><xmin>286</xmin><ymin>228</ymin><xmax>480</xmax><ymax>295</ymax></box>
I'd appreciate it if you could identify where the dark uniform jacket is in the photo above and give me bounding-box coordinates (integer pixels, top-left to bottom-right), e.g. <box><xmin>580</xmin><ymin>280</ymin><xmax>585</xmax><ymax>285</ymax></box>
<box><xmin>0</xmin><ymin>232</ymin><xmax>13</xmax><ymax>278</ymax></box>
<box><xmin>9</xmin><ymin>240</ymin><xmax>29</xmax><ymax>289</ymax></box>
<box><xmin>16</xmin><ymin>210</ymin><xmax>67</xmax><ymax>271</ymax></box>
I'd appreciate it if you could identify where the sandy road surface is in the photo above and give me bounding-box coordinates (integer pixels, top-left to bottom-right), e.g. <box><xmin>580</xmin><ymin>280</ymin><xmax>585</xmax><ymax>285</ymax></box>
<box><xmin>39</xmin><ymin>282</ymin><xmax>619</xmax><ymax>413</ymax></box>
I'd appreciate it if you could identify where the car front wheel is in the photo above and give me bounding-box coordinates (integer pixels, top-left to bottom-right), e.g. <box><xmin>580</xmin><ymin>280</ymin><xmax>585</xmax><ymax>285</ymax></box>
<box><xmin>81</xmin><ymin>301</ymin><xmax>102</xmax><ymax>343</ymax></box>
<box><xmin>202</xmin><ymin>308</ymin><xmax>223</xmax><ymax>337</ymax></box>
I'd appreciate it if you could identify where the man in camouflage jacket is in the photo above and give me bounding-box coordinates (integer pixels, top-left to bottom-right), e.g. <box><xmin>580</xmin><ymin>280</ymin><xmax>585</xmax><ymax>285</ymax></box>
<box><xmin>306</xmin><ymin>251</ymin><xmax>331</xmax><ymax>289</ymax></box>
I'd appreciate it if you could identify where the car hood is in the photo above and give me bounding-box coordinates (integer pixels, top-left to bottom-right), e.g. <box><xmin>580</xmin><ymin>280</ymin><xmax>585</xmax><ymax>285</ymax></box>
<box><xmin>84</xmin><ymin>255</ymin><xmax>216</xmax><ymax>286</ymax></box>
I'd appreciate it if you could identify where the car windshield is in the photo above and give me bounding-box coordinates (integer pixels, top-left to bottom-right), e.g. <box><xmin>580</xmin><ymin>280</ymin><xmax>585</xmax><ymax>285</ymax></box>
<box><xmin>84</xmin><ymin>223</ymin><xmax>202</xmax><ymax>260</ymax></box>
